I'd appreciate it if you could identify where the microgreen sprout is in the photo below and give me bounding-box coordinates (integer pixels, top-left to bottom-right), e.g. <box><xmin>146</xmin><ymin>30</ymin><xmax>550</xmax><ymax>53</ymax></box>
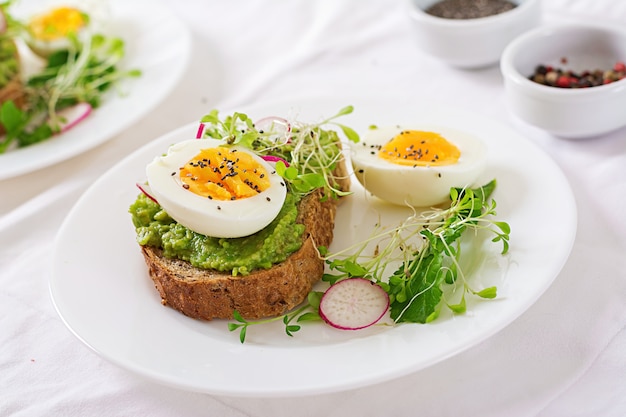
<box><xmin>228</xmin><ymin>292</ymin><xmax>323</xmax><ymax>343</ymax></box>
<box><xmin>200</xmin><ymin>106</ymin><xmax>358</xmax><ymax>199</ymax></box>
<box><xmin>25</xmin><ymin>33</ymin><xmax>141</xmax><ymax>134</ymax></box>
<box><xmin>323</xmin><ymin>179</ymin><xmax>510</xmax><ymax>324</ymax></box>
<box><xmin>227</xmin><ymin>179</ymin><xmax>511</xmax><ymax>342</ymax></box>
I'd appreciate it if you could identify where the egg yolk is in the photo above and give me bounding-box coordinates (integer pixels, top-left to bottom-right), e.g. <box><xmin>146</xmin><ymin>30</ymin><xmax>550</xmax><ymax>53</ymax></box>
<box><xmin>378</xmin><ymin>130</ymin><xmax>460</xmax><ymax>167</ymax></box>
<box><xmin>28</xmin><ymin>7</ymin><xmax>87</xmax><ymax>41</ymax></box>
<box><xmin>179</xmin><ymin>147</ymin><xmax>271</xmax><ymax>201</ymax></box>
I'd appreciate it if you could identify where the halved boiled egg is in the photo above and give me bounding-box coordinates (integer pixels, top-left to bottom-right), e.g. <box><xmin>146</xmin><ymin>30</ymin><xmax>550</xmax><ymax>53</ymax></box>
<box><xmin>25</xmin><ymin>6</ymin><xmax>87</xmax><ymax>57</ymax></box>
<box><xmin>350</xmin><ymin>126</ymin><xmax>487</xmax><ymax>207</ymax></box>
<box><xmin>23</xmin><ymin>1</ymin><xmax>108</xmax><ymax>58</ymax></box>
<box><xmin>146</xmin><ymin>139</ymin><xmax>287</xmax><ymax>238</ymax></box>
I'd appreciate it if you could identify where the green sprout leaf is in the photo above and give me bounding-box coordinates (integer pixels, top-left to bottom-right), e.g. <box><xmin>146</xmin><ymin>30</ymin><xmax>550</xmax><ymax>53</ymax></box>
<box><xmin>475</xmin><ymin>286</ymin><xmax>498</xmax><ymax>299</ymax></box>
<box><xmin>447</xmin><ymin>294</ymin><xmax>467</xmax><ymax>314</ymax></box>
<box><xmin>238</xmin><ymin>326</ymin><xmax>247</xmax><ymax>343</ymax></box>
<box><xmin>336</xmin><ymin>123</ymin><xmax>360</xmax><ymax>143</ymax></box>
<box><xmin>0</xmin><ymin>100</ymin><xmax>25</xmax><ymax>132</ymax></box>
<box><xmin>200</xmin><ymin>110</ymin><xmax>220</xmax><ymax>124</ymax></box>
<box><xmin>334</xmin><ymin>105</ymin><xmax>354</xmax><ymax>117</ymax></box>
<box><xmin>307</xmin><ymin>291</ymin><xmax>323</xmax><ymax>309</ymax></box>
<box><xmin>285</xmin><ymin>324</ymin><xmax>301</xmax><ymax>337</ymax></box>
<box><xmin>297</xmin><ymin>312</ymin><xmax>322</xmax><ymax>323</ymax></box>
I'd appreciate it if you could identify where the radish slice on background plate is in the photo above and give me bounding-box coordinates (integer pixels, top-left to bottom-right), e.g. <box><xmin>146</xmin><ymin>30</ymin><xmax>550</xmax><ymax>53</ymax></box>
<box><xmin>54</xmin><ymin>102</ymin><xmax>93</xmax><ymax>133</ymax></box>
<box><xmin>319</xmin><ymin>278</ymin><xmax>390</xmax><ymax>330</ymax></box>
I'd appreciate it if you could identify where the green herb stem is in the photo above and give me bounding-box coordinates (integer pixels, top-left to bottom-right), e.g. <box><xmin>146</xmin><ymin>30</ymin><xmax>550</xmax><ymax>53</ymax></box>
<box><xmin>200</xmin><ymin>106</ymin><xmax>358</xmax><ymax>199</ymax></box>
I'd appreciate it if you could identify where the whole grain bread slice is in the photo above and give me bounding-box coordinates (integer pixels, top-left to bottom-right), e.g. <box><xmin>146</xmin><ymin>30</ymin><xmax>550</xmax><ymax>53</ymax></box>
<box><xmin>140</xmin><ymin>158</ymin><xmax>350</xmax><ymax>320</ymax></box>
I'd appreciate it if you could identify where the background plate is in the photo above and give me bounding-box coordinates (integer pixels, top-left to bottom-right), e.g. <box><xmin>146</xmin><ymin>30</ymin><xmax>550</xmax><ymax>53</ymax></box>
<box><xmin>50</xmin><ymin>96</ymin><xmax>577</xmax><ymax>397</ymax></box>
<box><xmin>0</xmin><ymin>0</ymin><xmax>191</xmax><ymax>180</ymax></box>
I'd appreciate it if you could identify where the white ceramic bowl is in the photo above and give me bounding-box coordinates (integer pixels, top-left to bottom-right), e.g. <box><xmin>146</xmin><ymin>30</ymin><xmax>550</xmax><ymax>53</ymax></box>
<box><xmin>407</xmin><ymin>0</ymin><xmax>541</xmax><ymax>69</ymax></box>
<box><xmin>501</xmin><ymin>23</ymin><xmax>626</xmax><ymax>138</ymax></box>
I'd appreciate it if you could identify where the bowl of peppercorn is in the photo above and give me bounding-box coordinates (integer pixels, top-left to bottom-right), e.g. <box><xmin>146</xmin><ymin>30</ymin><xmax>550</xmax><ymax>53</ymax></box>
<box><xmin>501</xmin><ymin>23</ymin><xmax>626</xmax><ymax>138</ymax></box>
<box><xmin>407</xmin><ymin>0</ymin><xmax>541</xmax><ymax>68</ymax></box>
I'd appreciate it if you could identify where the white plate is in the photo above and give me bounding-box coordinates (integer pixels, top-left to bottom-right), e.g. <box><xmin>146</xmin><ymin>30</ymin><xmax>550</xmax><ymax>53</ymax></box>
<box><xmin>50</xmin><ymin>97</ymin><xmax>577</xmax><ymax>397</ymax></box>
<box><xmin>0</xmin><ymin>0</ymin><xmax>191</xmax><ymax>180</ymax></box>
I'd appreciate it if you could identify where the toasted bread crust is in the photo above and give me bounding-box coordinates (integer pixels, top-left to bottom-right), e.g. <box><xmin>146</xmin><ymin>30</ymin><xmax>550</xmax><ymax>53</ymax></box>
<box><xmin>140</xmin><ymin>159</ymin><xmax>350</xmax><ymax>320</ymax></box>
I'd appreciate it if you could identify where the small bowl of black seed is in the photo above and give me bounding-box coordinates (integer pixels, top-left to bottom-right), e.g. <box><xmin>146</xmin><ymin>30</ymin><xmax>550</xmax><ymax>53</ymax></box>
<box><xmin>501</xmin><ymin>23</ymin><xmax>626</xmax><ymax>138</ymax></box>
<box><xmin>407</xmin><ymin>0</ymin><xmax>541</xmax><ymax>68</ymax></box>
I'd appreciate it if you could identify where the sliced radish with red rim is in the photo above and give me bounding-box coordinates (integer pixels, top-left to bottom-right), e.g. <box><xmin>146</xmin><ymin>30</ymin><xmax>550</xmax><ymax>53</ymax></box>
<box><xmin>255</xmin><ymin>116</ymin><xmax>291</xmax><ymax>144</ymax></box>
<box><xmin>319</xmin><ymin>278</ymin><xmax>390</xmax><ymax>330</ymax></box>
<box><xmin>136</xmin><ymin>182</ymin><xmax>159</xmax><ymax>204</ymax></box>
<box><xmin>54</xmin><ymin>102</ymin><xmax>93</xmax><ymax>133</ymax></box>
<box><xmin>261</xmin><ymin>154</ymin><xmax>290</xmax><ymax>167</ymax></box>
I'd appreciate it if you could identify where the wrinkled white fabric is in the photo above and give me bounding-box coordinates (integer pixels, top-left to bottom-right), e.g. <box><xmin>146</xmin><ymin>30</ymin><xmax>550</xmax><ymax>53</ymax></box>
<box><xmin>2</xmin><ymin>0</ymin><xmax>625</xmax><ymax>416</ymax></box>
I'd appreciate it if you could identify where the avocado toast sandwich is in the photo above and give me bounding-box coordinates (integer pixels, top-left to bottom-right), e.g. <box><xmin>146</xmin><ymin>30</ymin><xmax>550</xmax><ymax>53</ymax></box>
<box><xmin>129</xmin><ymin>107</ymin><xmax>356</xmax><ymax>320</ymax></box>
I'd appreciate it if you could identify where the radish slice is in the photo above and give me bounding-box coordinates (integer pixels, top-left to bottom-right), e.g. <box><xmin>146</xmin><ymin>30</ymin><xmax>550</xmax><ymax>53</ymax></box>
<box><xmin>255</xmin><ymin>116</ymin><xmax>291</xmax><ymax>132</ymax></box>
<box><xmin>255</xmin><ymin>116</ymin><xmax>291</xmax><ymax>144</ymax></box>
<box><xmin>196</xmin><ymin>123</ymin><xmax>205</xmax><ymax>139</ymax></box>
<box><xmin>135</xmin><ymin>182</ymin><xmax>159</xmax><ymax>204</ymax></box>
<box><xmin>261</xmin><ymin>155</ymin><xmax>290</xmax><ymax>167</ymax></box>
<box><xmin>319</xmin><ymin>278</ymin><xmax>390</xmax><ymax>330</ymax></box>
<box><xmin>55</xmin><ymin>102</ymin><xmax>92</xmax><ymax>133</ymax></box>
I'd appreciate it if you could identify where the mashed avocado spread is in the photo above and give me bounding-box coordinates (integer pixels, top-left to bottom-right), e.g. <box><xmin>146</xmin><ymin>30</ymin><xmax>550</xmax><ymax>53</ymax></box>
<box><xmin>129</xmin><ymin>192</ymin><xmax>305</xmax><ymax>276</ymax></box>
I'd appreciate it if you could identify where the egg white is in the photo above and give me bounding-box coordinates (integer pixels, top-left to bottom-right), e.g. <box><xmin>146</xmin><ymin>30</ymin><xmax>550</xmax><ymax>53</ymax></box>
<box><xmin>27</xmin><ymin>35</ymin><xmax>81</xmax><ymax>58</ymax></box>
<box><xmin>146</xmin><ymin>139</ymin><xmax>287</xmax><ymax>238</ymax></box>
<box><xmin>350</xmin><ymin>125</ymin><xmax>487</xmax><ymax>207</ymax></box>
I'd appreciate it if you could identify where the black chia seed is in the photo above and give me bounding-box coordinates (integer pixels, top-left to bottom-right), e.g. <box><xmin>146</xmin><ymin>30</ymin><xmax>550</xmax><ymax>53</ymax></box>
<box><xmin>425</xmin><ymin>0</ymin><xmax>517</xmax><ymax>19</ymax></box>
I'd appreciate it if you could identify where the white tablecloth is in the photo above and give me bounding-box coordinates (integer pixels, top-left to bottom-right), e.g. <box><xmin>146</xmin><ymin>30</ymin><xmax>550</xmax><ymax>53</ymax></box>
<box><xmin>2</xmin><ymin>0</ymin><xmax>626</xmax><ymax>415</ymax></box>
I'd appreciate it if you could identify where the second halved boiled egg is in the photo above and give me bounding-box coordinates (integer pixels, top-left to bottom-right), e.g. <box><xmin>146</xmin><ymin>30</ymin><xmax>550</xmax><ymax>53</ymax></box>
<box><xmin>146</xmin><ymin>139</ymin><xmax>287</xmax><ymax>238</ymax></box>
<box><xmin>26</xmin><ymin>6</ymin><xmax>87</xmax><ymax>57</ymax></box>
<box><xmin>350</xmin><ymin>126</ymin><xmax>487</xmax><ymax>207</ymax></box>
<box><xmin>23</xmin><ymin>1</ymin><xmax>108</xmax><ymax>58</ymax></box>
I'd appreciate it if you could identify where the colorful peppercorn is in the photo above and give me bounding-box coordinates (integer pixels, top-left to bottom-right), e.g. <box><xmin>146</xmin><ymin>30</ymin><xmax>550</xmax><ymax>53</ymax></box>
<box><xmin>529</xmin><ymin>61</ymin><xmax>626</xmax><ymax>88</ymax></box>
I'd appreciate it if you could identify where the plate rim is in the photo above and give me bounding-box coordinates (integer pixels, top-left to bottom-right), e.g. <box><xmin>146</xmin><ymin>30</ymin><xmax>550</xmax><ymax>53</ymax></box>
<box><xmin>49</xmin><ymin>96</ymin><xmax>578</xmax><ymax>397</ymax></box>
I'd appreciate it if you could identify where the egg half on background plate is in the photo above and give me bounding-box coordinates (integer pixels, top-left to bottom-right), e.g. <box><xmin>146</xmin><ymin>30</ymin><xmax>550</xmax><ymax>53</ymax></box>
<box><xmin>145</xmin><ymin>139</ymin><xmax>287</xmax><ymax>239</ymax></box>
<box><xmin>350</xmin><ymin>126</ymin><xmax>487</xmax><ymax>207</ymax></box>
<box><xmin>22</xmin><ymin>0</ymin><xmax>109</xmax><ymax>57</ymax></box>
